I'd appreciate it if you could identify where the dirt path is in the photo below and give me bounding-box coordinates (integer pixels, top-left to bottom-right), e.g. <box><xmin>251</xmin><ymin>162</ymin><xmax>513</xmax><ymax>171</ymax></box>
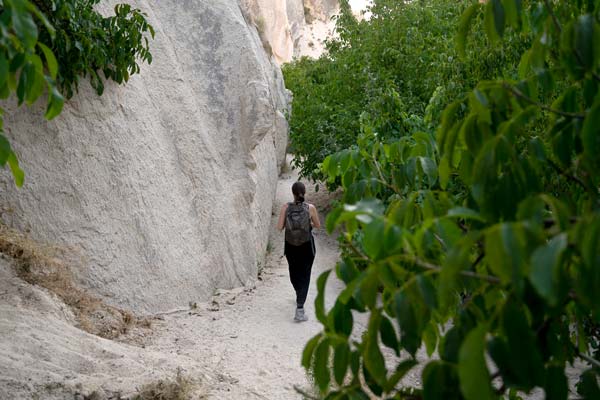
<box><xmin>144</xmin><ymin>159</ymin><xmax>345</xmax><ymax>399</ymax></box>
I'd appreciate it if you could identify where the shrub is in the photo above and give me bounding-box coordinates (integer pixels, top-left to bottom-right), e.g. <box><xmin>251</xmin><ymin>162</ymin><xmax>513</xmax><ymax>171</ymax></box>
<box><xmin>297</xmin><ymin>1</ymin><xmax>600</xmax><ymax>399</ymax></box>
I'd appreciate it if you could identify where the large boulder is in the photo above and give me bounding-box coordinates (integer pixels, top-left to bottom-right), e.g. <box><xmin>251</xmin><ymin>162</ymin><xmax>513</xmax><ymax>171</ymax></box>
<box><xmin>0</xmin><ymin>0</ymin><xmax>288</xmax><ymax>314</ymax></box>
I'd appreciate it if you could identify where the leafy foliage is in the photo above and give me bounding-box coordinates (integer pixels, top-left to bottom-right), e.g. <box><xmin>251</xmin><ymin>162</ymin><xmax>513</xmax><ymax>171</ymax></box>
<box><xmin>292</xmin><ymin>0</ymin><xmax>600</xmax><ymax>399</ymax></box>
<box><xmin>0</xmin><ymin>0</ymin><xmax>153</xmax><ymax>186</ymax></box>
<box><xmin>31</xmin><ymin>0</ymin><xmax>154</xmax><ymax>98</ymax></box>
<box><xmin>282</xmin><ymin>0</ymin><xmax>527</xmax><ymax>180</ymax></box>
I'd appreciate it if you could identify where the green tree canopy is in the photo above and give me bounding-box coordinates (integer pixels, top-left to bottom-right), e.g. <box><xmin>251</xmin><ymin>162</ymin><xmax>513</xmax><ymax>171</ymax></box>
<box><xmin>283</xmin><ymin>0</ymin><xmax>527</xmax><ymax>181</ymax></box>
<box><xmin>287</xmin><ymin>1</ymin><xmax>600</xmax><ymax>399</ymax></box>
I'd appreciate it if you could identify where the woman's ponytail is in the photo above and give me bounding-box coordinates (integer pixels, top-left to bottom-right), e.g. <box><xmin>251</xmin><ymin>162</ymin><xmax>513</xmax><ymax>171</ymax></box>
<box><xmin>292</xmin><ymin>181</ymin><xmax>306</xmax><ymax>203</ymax></box>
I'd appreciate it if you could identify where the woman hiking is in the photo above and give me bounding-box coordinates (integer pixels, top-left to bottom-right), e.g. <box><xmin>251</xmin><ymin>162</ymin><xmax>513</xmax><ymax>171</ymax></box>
<box><xmin>277</xmin><ymin>181</ymin><xmax>321</xmax><ymax>322</ymax></box>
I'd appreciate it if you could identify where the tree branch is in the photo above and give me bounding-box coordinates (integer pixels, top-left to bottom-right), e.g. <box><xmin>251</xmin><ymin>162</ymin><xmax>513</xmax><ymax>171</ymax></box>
<box><xmin>504</xmin><ymin>83</ymin><xmax>585</xmax><ymax>119</ymax></box>
<box><xmin>346</xmin><ymin>238</ymin><xmax>370</xmax><ymax>261</ymax></box>
<box><xmin>541</xmin><ymin>1</ymin><xmax>600</xmax><ymax>83</ymax></box>
<box><xmin>293</xmin><ymin>386</ymin><xmax>320</xmax><ymax>400</ymax></box>
<box><xmin>472</xmin><ymin>252</ymin><xmax>484</xmax><ymax>269</ymax></box>
<box><xmin>577</xmin><ymin>351</ymin><xmax>600</xmax><ymax>370</ymax></box>
<box><xmin>400</xmin><ymin>255</ymin><xmax>502</xmax><ymax>285</ymax></box>
<box><xmin>542</xmin><ymin>0</ymin><xmax>562</xmax><ymax>33</ymax></box>
<box><xmin>547</xmin><ymin>158</ymin><xmax>588</xmax><ymax>192</ymax></box>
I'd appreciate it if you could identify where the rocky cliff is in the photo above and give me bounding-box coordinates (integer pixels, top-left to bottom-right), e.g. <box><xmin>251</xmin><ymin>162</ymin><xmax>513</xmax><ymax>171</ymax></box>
<box><xmin>243</xmin><ymin>0</ymin><xmax>340</xmax><ymax>63</ymax></box>
<box><xmin>0</xmin><ymin>0</ymin><xmax>289</xmax><ymax>314</ymax></box>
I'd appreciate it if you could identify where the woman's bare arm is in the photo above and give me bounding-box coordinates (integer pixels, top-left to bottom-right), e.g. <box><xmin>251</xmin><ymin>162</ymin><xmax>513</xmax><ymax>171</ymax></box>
<box><xmin>309</xmin><ymin>204</ymin><xmax>321</xmax><ymax>229</ymax></box>
<box><xmin>277</xmin><ymin>203</ymin><xmax>288</xmax><ymax>231</ymax></box>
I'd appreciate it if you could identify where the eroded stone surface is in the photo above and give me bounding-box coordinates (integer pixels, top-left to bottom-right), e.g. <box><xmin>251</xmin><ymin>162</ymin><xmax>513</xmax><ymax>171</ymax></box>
<box><xmin>242</xmin><ymin>0</ymin><xmax>341</xmax><ymax>63</ymax></box>
<box><xmin>0</xmin><ymin>0</ymin><xmax>288</xmax><ymax>314</ymax></box>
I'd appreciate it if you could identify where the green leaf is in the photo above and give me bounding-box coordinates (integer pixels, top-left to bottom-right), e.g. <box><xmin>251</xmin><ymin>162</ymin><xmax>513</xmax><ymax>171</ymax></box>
<box><xmin>7</xmin><ymin>152</ymin><xmax>24</xmax><ymax>187</ymax></box>
<box><xmin>362</xmin><ymin>362</ymin><xmax>384</xmax><ymax>397</ymax></box>
<box><xmin>385</xmin><ymin>359</ymin><xmax>417</xmax><ymax>392</ymax></box>
<box><xmin>423</xmin><ymin>323</ymin><xmax>438</xmax><ymax>357</ymax></box>
<box><xmin>418</xmin><ymin>156</ymin><xmax>438</xmax><ymax>187</ymax></box>
<box><xmin>500</xmin><ymin>300</ymin><xmax>545</xmax><ymax>389</ymax></box>
<box><xmin>394</xmin><ymin>291</ymin><xmax>420</xmax><ymax>357</ymax></box>
<box><xmin>302</xmin><ymin>334</ymin><xmax>321</xmax><ymax>369</ymax></box>
<box><xmin>358</xmin><ymin>269</ymin><xmax>379</xmax><ymax>309</ymax></box>
<box><xmin>363</xmin><ymin>218</ymin><xmax>385</xmax><ymax>259</ymax></box>
<box><xmin>336</xmin><ymin>259</ymin><xmax>359</xmax><ymax>285</ymax></box>
<box><xmin>437</xmin><ymin>100</ymin><xmax>462</xmax><ymax>152</ymax></box>
<box><xmin>322</xmin><ymin>155</ymin><xmax>332</xmax><ymax>178</ymax></box>
<box><xmin>379</xmin><ymin>315</ymin><xmax>399</xmax><ymax>356</ymax></box>
<box><xmin>422</xmin><ymin>361</ymin><xmax>461</xmax><ymax>400</ymax></box>
<box><xmin>26</xmin><ymin>1</ymin><xmax>55</xmax><ymax>38</ymax></box>
<box><xmin>488</xmin><ymin>337</ymin><xmax>519</xmax><ymax>387</ymax></box>
<box><xmin>37</xmin><ymin>42</ymin><xmax>58</xmax><ymax>79</ymax></box>
<box><xmin>364</xmin><ymin>310</ymin><xmax>387</xmax><ymax>387</ymax></box>
<box><xmin>314</xmin><ymin>338</ymin><xmax>331</xmax><ymax>393</ymax></box>
<box><xmin>447</xmin><ymin>207</ymin><xmax>485</xmax><ymax>222</ymax></box>
<box><xmin>0</xmin><ymin>53</ymin><xmax>9</xmax><ymax>89</ymax></box>
<box><xmin>333</xmin><ymin>342</ymin><xmax>350</xmax><ymax>386</ymax></box>
<box><xmin>502</xmin><ymin>0</ymin><xmax>519</xmax><ymax>29</ymax></box>
<box><xmin>11</xmin><ymin>3</ymin><xmax>39</xmax><ymax>48</ymax></box>
<box><xmin>456</xmin><ymin>4</ymin><xmax>481</xmax><ymax>59</ymax></box>
<box><xmin>350</xmin><ymin>349</ymin><xmax>360</xmax><ymax>376</ymax></box>
<box><xmin>518</xmin><ymin>49</ymin><xmax>531</xmax><ymax>79</ymax></box>
<box><xmin>439</xmin><ymin>233</ymin><xmax>480</xmax><ymax>310</ymax></box>
<box><xmin>16</xmin><ymin>65</ymin><xmax>28</xmax><ymax>105</ymax></box>
<box><xmin>545</xmin><ymin>365</ymin><xmax>568</xmax><ymax>400</ymax></box>
<box><xmin>458</xmin><ymin>325</ymin><xmax>496</xmax><ymax>400</ymax></box>
<box><xmin>439</xmin><ymin>155</ymin><xmax>451</xmax><ymax>190</ymax></box>
<box><xmin>490</xmin><ymin>0</ymin><xmax>505</xmax><ymax>37</ymax></box>
<box><xmin>326</xmin><ymin>206</ymin><xmax>344</xmax><ymax>234</ymax></box>
<box><xmin>417</xmin><ymin>274</ymin><xmax>437</xmax><ymax>310</ymax></box>
<box><xmin>45</xmin><ymin>84</ymin><xmax>64</xmax><ymax>120</ymax></box>
<box><xmin>484</xmin><ymin>1</ymin><xmax>501</xmax><ymax>43</ymax></box>
<box><xmin>582</xmin><ymin>98</ymin><xmax>600</xmax><ymax>165</ymax></box>
<box><xmin>331</xmin><ymin>300</ymin><xmax>353</xmax><ymax>337</ymax></box>
<box><xmin>574</xmin><ymin>15</ymin><xmax>595</xmax><ymax>71</ymax></box>
<box><xmin>561</xmin><ymin>20</ymin><xmax>584</xmax><ymax>80</ymax></box>
<box><xmin>484</xmin><ymin>223</ymin><xmax>526</xmax><ymax>287</ymax></box>
<box><xmin>529</xmin><ymin>234</ymin><xmax>567</xmax><ymax>307</ymax></box>
<box><xmin>0</xmin><ymin>134</ymin><xmax>12</xmax><ymax>166</ymax></box>
<box><xmin>577</xmin><ymin>369</ymin><xmax>600</xmax><ymax>399</ymax></box>
<box><xmin>315</xmin><ymin>270</ymin><xmax>332</xmax><ymax>325</ymax></box>
<box><xmin>383</xmin><ymin>224</ymin><xmax>404</xmax><ymax>255</ymax></box>
<box><xmin>25</xmin><ymin>55</ymin><xmax>45</xmax><ymax>105</ymax></box>
<box><xmin>339</xmin><ymin>149</ymin><xmax>353</xmax><ymax>173</ymax></box>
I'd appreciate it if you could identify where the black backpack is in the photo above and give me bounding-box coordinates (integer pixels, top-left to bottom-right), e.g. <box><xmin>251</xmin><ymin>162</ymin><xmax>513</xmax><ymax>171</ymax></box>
<box><xmin>285</xmin><ymin>202</ymin><xmax>311</xmax><ymax>246</ymax></box>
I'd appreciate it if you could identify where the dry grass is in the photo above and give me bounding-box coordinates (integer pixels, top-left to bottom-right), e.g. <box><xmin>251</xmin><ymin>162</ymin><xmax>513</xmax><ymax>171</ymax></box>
<box><xmin>0</xmin><ymin>223</ymin><xmax>150</xmax><ymax>339</ymax></box>
<box><xmin>133</xmin><ymin>370</ymin><xmax>199</xmax><ymax>400</ymax></box>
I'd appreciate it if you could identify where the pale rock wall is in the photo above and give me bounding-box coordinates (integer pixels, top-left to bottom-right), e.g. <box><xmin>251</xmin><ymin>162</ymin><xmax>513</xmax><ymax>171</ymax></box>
<box><xmin>303</xmin><ymin>0</ymin><xmax>340</xmax><ymax>22</ymax></box>
<box><xmin>0</xmin><ymin>0</ymin><xmax>288</xmax><ymax>314</ymax></box>
<box><xmin>242</xmin><ymin>0</ymin><xmax>295</xmax><ymax>63</ymax></box>
<box><xmin>242</xmin><ymin>0</ymin><xmax>341</xmax><ymax>63</ymax></box>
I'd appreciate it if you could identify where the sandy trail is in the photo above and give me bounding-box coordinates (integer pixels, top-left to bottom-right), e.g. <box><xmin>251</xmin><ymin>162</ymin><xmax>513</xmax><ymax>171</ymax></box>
<box><xmin>144</xmin><ymin>159</ymin><xmax>346</xmax><ymax>399</ymax></box>
<box><xmin>137</xmin><ymin>158</ymin><xmax>581</xmax><ymax>400</ymax></box>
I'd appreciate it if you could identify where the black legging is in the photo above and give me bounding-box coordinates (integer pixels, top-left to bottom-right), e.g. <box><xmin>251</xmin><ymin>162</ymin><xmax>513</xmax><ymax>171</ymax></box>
<box><xmin>285</xmin><ymin>237</ymin><xmax>316</xmax><ymax>308</ymax></box>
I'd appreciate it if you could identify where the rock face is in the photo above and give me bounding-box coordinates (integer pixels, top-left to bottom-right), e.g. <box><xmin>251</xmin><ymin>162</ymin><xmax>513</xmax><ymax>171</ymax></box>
<box><xmin>0</xmin><ymin>0</ymin><xmax>288</xmax><ymax>314</ymax></box>
<box><xmin>243</xmin><ymin>0</ymin><xmax>340</xmax><ymax>63</ymax></box>
<box><xmin>0</xmin><ymin>259</ymin><xmax>210</xmax><ymax>399</ymax></box>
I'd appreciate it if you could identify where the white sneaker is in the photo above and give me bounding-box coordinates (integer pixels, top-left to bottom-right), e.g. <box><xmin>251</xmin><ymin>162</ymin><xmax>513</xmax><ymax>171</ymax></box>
<box><xmin>294</xmin><ymin>307</ymin><xmax>308</xmax><ymax>322</ymax></box>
